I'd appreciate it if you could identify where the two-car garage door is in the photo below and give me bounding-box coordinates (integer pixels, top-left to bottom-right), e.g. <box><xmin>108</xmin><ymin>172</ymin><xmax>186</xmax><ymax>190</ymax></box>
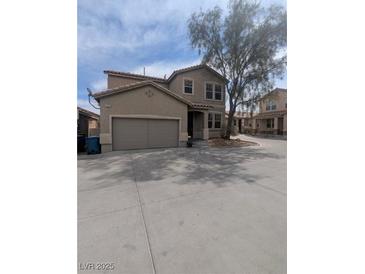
<box><xmin>112</xmin><ymin>118</ymin><xmax>179</xmax><ymax>150</ymax></box>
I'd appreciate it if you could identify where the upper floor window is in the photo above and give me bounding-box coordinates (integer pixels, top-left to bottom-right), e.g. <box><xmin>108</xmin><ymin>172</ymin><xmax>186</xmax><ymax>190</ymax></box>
<box><xmin>205</xmin><ymin>82</ymin><xmax>223</xmax><ymax>101</ymax></box>
<box><xmin>214</xmin><ymin>84</ymin><xmax>222</xmax><ymax>100</ymax></box>
<box><xmin>233</xmin><ymin>119</ymin><xmax>237</xmax><ymax>126</ymax></box>
<box><xmin>183</xmin><ymin>79</ymin><xmax>193</xmax><ymax>94</ymax></box>
<box><xmin>206</xmin><ymin>83</ymin><xmax>213</xmax><ymax>99</ymax></box>
<box><xmin>266</xmin><ymin>100</ymin><xmax>276</xmax><ymax>111</ymax></box>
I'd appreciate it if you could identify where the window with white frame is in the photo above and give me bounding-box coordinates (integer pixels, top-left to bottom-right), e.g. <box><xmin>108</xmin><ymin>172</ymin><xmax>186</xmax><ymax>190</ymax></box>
<box><xmin>183</xmin><ymin>79</ymin><xmax>193</xmax><ymax>94</ymax></box>
<box><xmin>205</xmin><ymin>83</ymin><xmax>213</xmax><ymax>99</ymax></box>
<box><xmin>208</xmin><ymin>113</ymin><xmax>213</xmax><ymax>128</ymax></box>
<box><xmin>214</xmin><ymin>84</ymin><xmax>222</xmax><ymax>100</ymax></box>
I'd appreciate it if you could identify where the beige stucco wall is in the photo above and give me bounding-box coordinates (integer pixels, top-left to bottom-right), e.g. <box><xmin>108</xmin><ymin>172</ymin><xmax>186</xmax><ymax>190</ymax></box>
<box><xmin>98</xmin><ymin>85</ymin><xmax>188</xmax><ymax>152</ymax></box>
<box><xmin>259</xmin><ymin>91</ymin><xmax>287</xmax><ymax>113</ymax></box>
<box><xmin>107</xmin><ymin>75</ymin><xmax>168</xmax><ymax>89</ymax></box>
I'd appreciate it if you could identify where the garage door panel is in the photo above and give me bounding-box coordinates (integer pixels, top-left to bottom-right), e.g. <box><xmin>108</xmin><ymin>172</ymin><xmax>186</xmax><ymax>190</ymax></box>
<box><xmin>148</xmin><ymin>119</ymin><xmax>178</xmax><ymax>148</ymax></box>
<box><xmin>112</xmin><ymin>118</ymin><xmax>148</xmax><ymax>150</ymax></box>
<box><xmin>112</xmin><ymin>118</ymin><xmax>178</xmax><ymax>150</ymax></box>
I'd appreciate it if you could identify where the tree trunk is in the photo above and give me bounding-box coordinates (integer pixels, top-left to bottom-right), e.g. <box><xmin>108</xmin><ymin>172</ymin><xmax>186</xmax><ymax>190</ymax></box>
<box><xmin>224</xmin><ymin>108</ymin><xmax>235</xmax><ymax>139</ymax></box>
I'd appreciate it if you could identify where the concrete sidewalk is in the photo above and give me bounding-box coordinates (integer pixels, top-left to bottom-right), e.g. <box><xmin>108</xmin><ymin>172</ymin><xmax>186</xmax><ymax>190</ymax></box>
<box><xmin>78</xmin><ymin>136</ymin><xmax>286</xmax><ymax>274</ymax></box>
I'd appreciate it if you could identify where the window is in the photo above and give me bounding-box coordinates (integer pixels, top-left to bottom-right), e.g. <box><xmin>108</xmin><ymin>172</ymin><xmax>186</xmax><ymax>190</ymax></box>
<box><xmin>266</xmin><ymin>100</ymin><xmax>277</xmax><ymax>111</ymax></box>
<box><xmin>233</xmin><ymin>119</ymin><xmax>237</xmax><ymax>126</ymax></box>
<box><xmin>206</xmin><ymin>82</ymin><xmax>223</xmax><ymax>100</ymax></box>
<box><xmin>208</xmin><ymin>113</ymin><xmax>213</xmax><ymax>129</ymax></box>
<box><xmin>214</xmin><ymin>84</ymin><xmax>222</xmax><ymax>100</ymax></box>
<box><xmin>208</xmin><ymin>112</ymin><xmax>222</xmax><ymax>129</ymax></box>
<box><xmin>184</xmin><ymin>79</ymin><xmax>193</xmax><ymax>94</ymax></box>
<box><xmin>266</xmin><ymin>119</ymin><xmax>274</xmax><ymax>128</ymax></box>
<box><xmin>205</xmin><ymin>83</ymin><xmax>213</xmax><ymax>99</ymax></box>
<box><xmin>214</xmin><ymin>114</ymin><xmax>222</xmax><ymax>129</ymax></box>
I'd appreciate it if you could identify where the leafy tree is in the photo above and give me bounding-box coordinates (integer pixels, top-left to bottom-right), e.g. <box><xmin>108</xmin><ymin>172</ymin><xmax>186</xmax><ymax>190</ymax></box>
<box><xmin>188</xmin><ymin>0</ymin><xmax>286</xmax><ymax>138</ymax></box>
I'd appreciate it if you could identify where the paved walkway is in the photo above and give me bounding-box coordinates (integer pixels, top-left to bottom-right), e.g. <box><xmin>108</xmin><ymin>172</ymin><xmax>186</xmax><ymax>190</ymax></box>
<box><xmin>78</xmin><ymin>135</ymin><xmax>286</xmax><ymax>274</ymax></box>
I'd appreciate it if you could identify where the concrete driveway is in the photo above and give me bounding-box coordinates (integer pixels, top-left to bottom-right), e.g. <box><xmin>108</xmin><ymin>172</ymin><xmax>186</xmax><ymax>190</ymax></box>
<box><xmin>78</xmin><ymin>135</ymin><xmax>286</xmax><ymax>274</ymax></box>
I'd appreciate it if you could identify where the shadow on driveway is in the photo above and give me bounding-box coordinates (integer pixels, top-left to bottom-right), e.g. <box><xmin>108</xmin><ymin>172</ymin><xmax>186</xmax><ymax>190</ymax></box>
<box><xmin>78</xmin><ymin>146</ymin><xmax>284</xmax><ymax>190</ymax></box>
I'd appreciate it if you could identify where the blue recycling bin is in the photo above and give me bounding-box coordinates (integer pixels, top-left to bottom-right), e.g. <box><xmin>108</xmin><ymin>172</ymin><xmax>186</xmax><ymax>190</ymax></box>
<box><xmin>86</xmin><ymin>136</ymin><xmax>100</xmax><ymax>154</ymax></box>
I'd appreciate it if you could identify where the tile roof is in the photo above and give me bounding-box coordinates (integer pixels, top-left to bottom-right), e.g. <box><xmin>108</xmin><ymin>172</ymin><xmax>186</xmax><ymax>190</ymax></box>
<box><xmin>190</xmin><ymin>103</ymin><xmax>214</xmax><ymax>109</ymax></box>
<box><xmin>104</xmin><ymin>64</ymin><xmax>228</xmax><ymax>84</ymax></box>
<box><xmin>167</xmin><ymin>64</ymin><xmax>229</xmax><ymax>82</ymax></box>
<box><xmin>104</xmin><ymin>70</ymin><xmax>167</xmax><ymax>83</ymax></box>
<box><xmin>225</xmin><ymin>111</ymin><xmax>255</xmax><ymax>118</ymax></box>
<box><xmin>92</xmin><ymin>81</ymin><xmax>192</xmax><ymax>106</ymax></box>
<box><xmin>259</xmin><ymin>88</ymin><xmax>287</xmax><ymax>100</ymax></box>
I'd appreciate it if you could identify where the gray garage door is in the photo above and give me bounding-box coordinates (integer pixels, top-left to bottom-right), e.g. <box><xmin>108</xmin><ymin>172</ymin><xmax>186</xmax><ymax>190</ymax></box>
<box><xmin>112</xmin><ymin>118</ymin><xmax>179</xmax><ymax>150</ymax></box>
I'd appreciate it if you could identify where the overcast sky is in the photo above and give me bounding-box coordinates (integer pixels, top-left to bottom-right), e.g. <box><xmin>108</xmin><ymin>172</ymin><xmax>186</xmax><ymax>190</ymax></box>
<box><xmin>78</xmin><ymin>0</ymin><xmax>287</xmax><ymax>112</ymax></box>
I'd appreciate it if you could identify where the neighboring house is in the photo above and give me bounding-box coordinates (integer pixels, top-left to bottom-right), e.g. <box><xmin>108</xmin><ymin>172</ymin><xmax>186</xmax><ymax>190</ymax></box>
<box><xmin>242</xmin><ymin>113</ymin><xmax>255</xmax><ymax>134</ymax></box>
<box><xmin>77</xmin><ymin>107</ymin><xmax>100</xmax><ymax>137</ymax></box>
<box><xmin>252</xmin><ymin>88</ymin><xmax>287</xmax><ymax>135</ymax></box>
<box><xmin>225</xmin><ymin>111</ymin><xmax>250</xmax><ymax>135</ymax></box>
<box><xmin>92</xmin><ymin>64</ymin><xmax>228</xmax><ymax>152</ymax></box>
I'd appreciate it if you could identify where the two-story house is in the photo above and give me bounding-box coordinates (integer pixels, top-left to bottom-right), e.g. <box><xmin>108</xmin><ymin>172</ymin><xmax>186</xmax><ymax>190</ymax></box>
<box><xmin>252</xmin><ymin>88</ymin><xmax>287</xmax><ymax>135</ymax></box>
<box><xmin>92</xmin><ymin>64</ymin><xmax>228</xmax><ymax>152</ymax></box>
